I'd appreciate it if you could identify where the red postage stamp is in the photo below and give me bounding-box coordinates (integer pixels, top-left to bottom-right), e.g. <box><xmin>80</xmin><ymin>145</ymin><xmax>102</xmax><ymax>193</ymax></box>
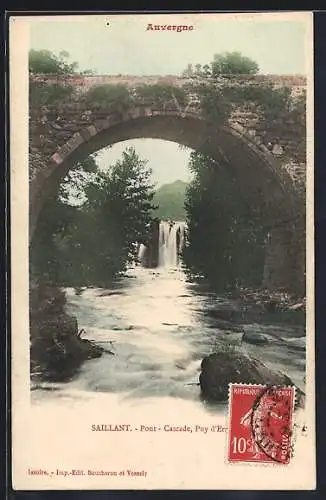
<box><xmin>228</xmin><ymin>384</ymin><xmax>295</xmax><ymax>464</ymax></box>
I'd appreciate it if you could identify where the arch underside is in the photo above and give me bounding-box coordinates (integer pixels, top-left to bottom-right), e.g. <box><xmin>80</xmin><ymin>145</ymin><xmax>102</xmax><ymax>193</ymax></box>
<box><xmin>30</xmin><ymin>113</ymin><xmax>298</xmax><ymax>239</ymax></box>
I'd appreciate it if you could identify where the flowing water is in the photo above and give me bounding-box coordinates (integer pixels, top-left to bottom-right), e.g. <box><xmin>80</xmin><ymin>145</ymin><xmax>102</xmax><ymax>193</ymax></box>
<box><xmin>32</xmin><ymin>222</ymin><xmax>305</xmax><ymax>413</ymax></box>
<box><xmin>157</xmin><ymin>221</ymin><xmax>185</xmax><ymax>267</ymax></box>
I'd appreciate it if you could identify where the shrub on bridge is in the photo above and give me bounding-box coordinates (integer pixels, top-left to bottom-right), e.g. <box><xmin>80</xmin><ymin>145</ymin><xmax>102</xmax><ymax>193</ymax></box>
<box><xmin>230</xmin><ymin>84</ymin><xmax>292</xmax><ymax>115</ymax></box>
<box><xmin>134</xmin><ymin>84</ymin><xmax>187</xmax><ymax>108</ymax></box>
<box><xmin>85</xmin><ymin>84</ymin><xmax>132</xmax><ymax>109</ymax></box>
<box><xmin>192</xmin><ymin>80</ymin><xmax>293</xmax><ymax>123</ymax></box>
<box><xmin>29</xmin><ymin>80</ymin><xmax>75</xmax><ymax>106</ymax></box>
<box><xmin>191</xmin><ymin>82</ymin><xmax>232</xmax><ymax>124</ymax></box>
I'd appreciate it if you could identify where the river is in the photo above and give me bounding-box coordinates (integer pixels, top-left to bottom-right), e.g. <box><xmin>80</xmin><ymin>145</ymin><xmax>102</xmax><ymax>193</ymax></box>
<box><xmin>24</xmin><ymin>225</ymin><xmax>308</xmax><ymax>489</ymax></box>
<box><xmin>31</xmin><ymin>227</ymin><xmax>305</xmax><ymax>412</ymax></box>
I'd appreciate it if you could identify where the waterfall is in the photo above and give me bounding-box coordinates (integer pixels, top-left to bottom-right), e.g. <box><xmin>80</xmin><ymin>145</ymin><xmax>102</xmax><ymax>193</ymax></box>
<box><xmin>158</xmin><ymin>221</ymin><xmax>186</xmax><ymax>268</ymax></box>
<box><xmin>137</xmin><ymin>243</ymin><xmax>147</xmax><ymax>265</ymax></box>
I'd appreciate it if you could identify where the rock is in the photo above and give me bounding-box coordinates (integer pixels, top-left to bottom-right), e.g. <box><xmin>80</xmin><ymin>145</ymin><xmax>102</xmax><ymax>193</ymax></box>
<box><xmin>79</xmin><ymin>339</ymin><xmax>104</xmax><ymax>359</ymax></box>
<box><xmin>263</xmin><ymin>300</ymin><xmax>279</xmax><ymax>313</ymax></box>
<box><xmin>111</xmin><ymin>325</ymin><xmax>134</xmax><ymax>331</ymax></box>
<box><xmin>288</xmin><ymin>302</ymin><xmax>304</xmax><ymax>311</ymax></box>
<box><xmin>206</xmin><ymin>308</ymin><xmax>238</xmax><ymax>322</ymax></box>
<box><xmin>99</xmin><ymin>290</ymin><xmax>123</xmax><ymax>297</ymax></box>
<box><xmin>207</xmin><ymin>318</ymin><xmax>244</xmax><ymax>333</ymax></box>
<box><xmin>272</xmin><ymin>143</ymin><xmax>284</xmax><ymax>156</ymax></box>
<box><xmin>175</xmin><ymin>362</ymin><xmax>187</xmax><ymax>370</ymax></box>
<box><xmin>199</xmin><ymin>351</ymin><xmax>296</xmax><ymax>403</ymax></box>
<box><xmin>242</xmin><ymin>331</ymin><xmax>269</xmax><ymax>345</ymax></box>
<box><xmin>217</xmin><ymin>320</ymin><xmax>244</xmax><ymax>333</ymax></box>
<box><xmin>30</xmin><ymin>282</ymin><xmax>105</xmax><ymax>382</ymax></box>
<box><xmin>218</xmin><ymin>331</ymin><xmax>244</xmax><ymax>345</ymax></box>
<box><xmin>206</xmin><ymin>305</ymin><xmax>265</xmax><ymax>325</ymax></box>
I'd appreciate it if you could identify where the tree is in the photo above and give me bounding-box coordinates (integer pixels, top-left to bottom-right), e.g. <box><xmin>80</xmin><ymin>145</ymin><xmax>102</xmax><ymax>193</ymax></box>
<box><xmin>78</xmin><ymin>147</ymin><xmax>156</xmax><ymax>284</ymax></box>
<box><xmin>31</xmin><ymin>147</ymin><xmax>157</xmax><ymax>286</ymax></box>
<box><xmin>183</xmin><ymin>152</ymin><xmax>266</xmax><ymax>291</ymax></box>
<box><xmin>211</xmin><ymin>51</ymin><xmax>259</xmax><ymax>76</ymax></box>
<box><xmin>183</xmin><ymin>52</ymin><xmax>259</xmax><ymax>80</ymax></box>
<box><xmin>29</xmin><ymin>49</ymin><xmax>79</xmax><ymax>75</ymax></box>
<box><xmin>30</xmin><ymin>155</ymin><xmax>99</xmax><ymax>283</ymax></box>
<box><xmin>29</xmin><ymin>49</ymin><xmax>81</xmax><ymax>106</ymax></box>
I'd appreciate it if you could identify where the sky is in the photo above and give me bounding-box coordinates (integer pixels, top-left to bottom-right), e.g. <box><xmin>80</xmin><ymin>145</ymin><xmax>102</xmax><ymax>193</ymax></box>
<box><xmin>29</xmin><ymin>13</ymin><xmax>310</xmax><ymax>186</ymax></box>
<box><xmin>96</xmin><ymin>140</ymin><xmax>192</xmax><ymax>188</ymax></box>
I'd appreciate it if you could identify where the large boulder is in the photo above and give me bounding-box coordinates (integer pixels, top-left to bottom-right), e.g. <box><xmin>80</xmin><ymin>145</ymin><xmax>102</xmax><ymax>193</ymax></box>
<box><xmin>242</xmin><ymin>330</ymin><xmax>270</xmax><ymax>345</ymax></box>
<box><xmin>199</xmin><ymin>350</ymin><xmax>297</xmax><ymax>403</ymax></box>
<box><xmin>30</xmin><ymin>282</ymin><xmax>104</xmax><ymax>382</ymax></box>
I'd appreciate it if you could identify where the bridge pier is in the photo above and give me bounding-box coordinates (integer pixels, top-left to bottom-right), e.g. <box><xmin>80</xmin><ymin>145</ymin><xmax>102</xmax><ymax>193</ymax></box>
<box><xmin>262</xmin><ymin>221</ymin><xmax>305</xmax><ymax>295</ymax></box>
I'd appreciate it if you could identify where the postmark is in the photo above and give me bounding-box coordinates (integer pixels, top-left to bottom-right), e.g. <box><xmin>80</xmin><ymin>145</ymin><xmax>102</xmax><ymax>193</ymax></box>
<box><xmin>228</xmin><ymin>384</ymin><xmax>295</xmax><ymax>464</ymax></box>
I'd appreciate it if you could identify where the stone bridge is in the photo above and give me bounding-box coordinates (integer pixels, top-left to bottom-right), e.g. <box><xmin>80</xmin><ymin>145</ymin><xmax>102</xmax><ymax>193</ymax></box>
<box><xmin>29</xmin><ymin>73</ymin><xmax>307</xmax><ymax>293</ymax></box>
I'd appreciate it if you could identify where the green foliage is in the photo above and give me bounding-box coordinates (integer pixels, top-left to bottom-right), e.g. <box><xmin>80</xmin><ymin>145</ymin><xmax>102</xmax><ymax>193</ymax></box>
<box><xmin>291</xmin><ymin>90</ymin><xmax>306</xmax><ymax>114</ymax></box>
<box><xmin>212</xmin><ymin>51</ymin><xmax>259</xmax><ymax>76</ymax></box>
<box><xmin>134</xmin><ymin>84</ymin><xmax>187</xmax><ymax>107</ymax></box>
<box><xmin>230</xmin><ymin>84</ymin><xmax>292</xmax><ymax>114</ymax></box>
<box><xmin>289</xmin><ymin>90</ymin><xmax>306</xmax><ymax>126</ymax></box>
<box><xmin>30</xmin><ymin>156</ymin><xmax>99</xmax><ymax>283</ymax></box>
<box><xmin>31</xmin><ymin>148</ymin><xmax>156</xmax><ymax>287</ymax></box>
<box><xmin>29</xmin><ymin>81</ymin><xmax>74</xmax><ymax>106</ymax></box>
<box><xmin>183</xmin><ymin>152</ymin><xmax>266</xmax><ymax>291</ymax></box>
<box><xmin>85</xmin><ymin>84</ymin><xmax>131</xmax><ymax>108</ymax></box>
<box><xmin>182</xmin><ymin>51</ymin><xmax>259</xmax><ymax>79</ymax></box>
<box><xmin>194</xmin><ymin>83</ymin><xmax>232</xmax><ymax>124</ymax></box>
<box><xmin>30</xmin><ymin>198</ymin><xmax>78</xmax><ymax>283</ymax></box>
<box><xmin>190</xmin><ymin>79</ymin><xmax>293</xmax><ymax>126</ymax></box>
<box><xmin>180</xmin><ymin>52</ymin><xmax>304</xmax><ymax>292</ymax></box>
<box><xmin>29</xmin><ymin>49</ymin><xmax>80</xmax><ymax>106</ymax></box>
<box><xmin>153</xmin><ymin>180</ymin><xmax>187</xmax><ymax>221</ymax></box>
<box><xmin>184</xmin><ymin>51</ymin><xmax>296</xmax><ymax>129</ymax></box>
<box><xmin>29</xmin><ymin>49</ymin><xmax>79</xmax><ymax>75</ymax></box>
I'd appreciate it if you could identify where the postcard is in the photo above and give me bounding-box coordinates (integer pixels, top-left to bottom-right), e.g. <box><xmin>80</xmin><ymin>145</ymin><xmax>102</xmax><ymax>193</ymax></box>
<box><xmin>10</xmin><ymin>11</ymin><xmax>315</xmax><ymax>490</ymax></box>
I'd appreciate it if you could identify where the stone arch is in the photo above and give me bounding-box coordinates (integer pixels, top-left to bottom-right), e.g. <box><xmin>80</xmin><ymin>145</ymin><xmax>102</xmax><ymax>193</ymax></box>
<box><xmin>30</xmin><ymin>107</ymin><xmax>299</xmax><ymax>241</ymax></box>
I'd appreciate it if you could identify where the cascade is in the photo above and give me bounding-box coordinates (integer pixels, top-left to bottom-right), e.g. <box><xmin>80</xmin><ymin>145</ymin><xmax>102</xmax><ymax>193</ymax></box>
<box><xmin>158</xmin><ymin>221</ymin><xmax>186</xmax><ymax>268</ymax></box>
<box><xmin>137</xmin><ymin>243</ymin><xmax>147</xmax><ymax>266</ymax></box>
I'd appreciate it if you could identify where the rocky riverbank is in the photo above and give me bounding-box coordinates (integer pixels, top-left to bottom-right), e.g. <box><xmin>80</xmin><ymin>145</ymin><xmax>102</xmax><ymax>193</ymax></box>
<box><xmin>196</xmin><ymin>285</ymin><xmax>306</xmax><ymax>401</ymax></box>
<box><xmin>200</xmin><ymin>286</ymin><xmax>306</xmax><ymax>331</ymax></box>
<box><xmin>227</xmin><ymin>287</ymin><xmax>305</xmax><ymax>324</ymax></box>
<box><xmin>30</xmin><ymin>281</ymin><xmax>104</xmax><ymax>382</ymax></box>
